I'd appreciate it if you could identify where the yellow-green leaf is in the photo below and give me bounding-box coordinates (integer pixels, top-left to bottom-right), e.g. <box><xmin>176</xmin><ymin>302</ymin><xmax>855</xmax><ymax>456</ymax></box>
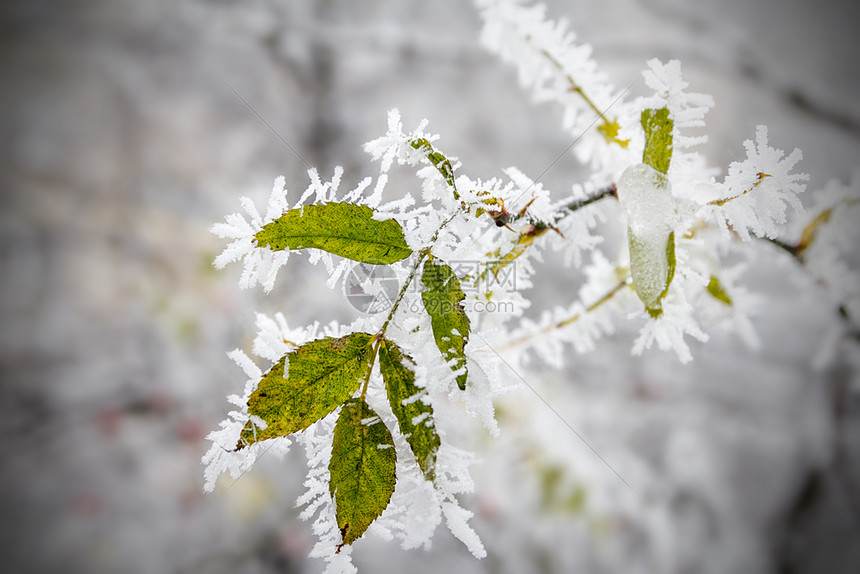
<box><xmin>597</xmin><ymin>118</ymin><xmax>630</xmax><ymax>148</ymax></box>
<box><xmin>409</xmin><ymin>138</ymin><xmax>458</xmax><ymax>198</ymax></box>
<box><xmin>641</xmin><ymin>107</ymin><xmax>674</xmax><ymax>175</ymax></box>
<box><xmin>655</xmin><ymin>230</ymin><xmax>677</xmax><ymax>315</ymax></box>
<box><xmin>241</xmin><ymin>333</ymin><xmax>374</xmax><ymax>446</ymax></box>
<box><xmin>421</xmin><ymin>259</ymin><xmax>470</xmax><ymax>390</ymax></box>
<box><xmin>629</xmin><ymin>230</ymin><xmax>676</xmax><ymax>317</ymax></box>
<box><xmin>255</xmin><ymin>202</ymin><xmax>412</xmax><ymax>264</ymax></box>
<box><xmin>706</xmin><ymin>275</ymin><xmax>733</xmax><ymax>306</ymax></box>
<box><xmin>378</xmin><ymin>339</ymin><xmax>440</xmax><ymax>481</ymax></box>
<box><xmin>329</xmin><ymin>398</ymin><xmax>397</xmax><ymax>548</ymax></box>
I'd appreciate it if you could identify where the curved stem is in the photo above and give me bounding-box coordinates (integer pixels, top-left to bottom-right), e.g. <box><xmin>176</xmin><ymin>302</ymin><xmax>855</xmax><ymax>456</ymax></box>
<box><xmin>709</xmin><ymin>172</ymin><xmax>770</xmax><ymax>206</ymax></box>
<box><xmin>541</xmin><ymin>49</ymin><xmax>609</xmax><ymax>124</ymax></box>
<box><xmin>474</xmin><ymin>185</ymin><xmax>617</xmax><ymax>288</ymax></box>
<box><xmin>379</xmin><ymin>252</ymin><xmax>427</xmax><ymax>335</ymax></box>
<box><xmin>554</xmin><ymin>184</ymin><xmax>617</xmax><ymax>224</ymax></box>
<box><xmin>378</xmin><ymin>212</ymin><xmax>460</xmax><ymax>336</ymax></box>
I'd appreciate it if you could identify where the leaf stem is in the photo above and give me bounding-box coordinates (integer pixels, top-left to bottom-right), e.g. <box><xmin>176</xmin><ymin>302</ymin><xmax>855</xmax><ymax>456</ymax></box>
<box><xmin>709</xmin><ymin>172</ymin><xmax>771</xmax><ymax>206</ymax></box>
<box><xmin>539</xmin><ymin>49</ymin><xmax>628</xmax><ymax>147</ymax></box>
<box><xmin>758</xmin><ymin>229</ymin><xmax>860</xmax><ymax>336</ymax></box>
<box><xmin>474</xmin><ymin>185</ymin><xmax>617</xmax><ymax>286</ymax></box>
<box><xmin>541</xmin><ymin>49</ymin><xmax>608</xmax><ymax>123</ymax></box>
<box><xmin>759</xmin><ymin>235</ymin><xmax>800</xmax><ymax>258</ymax></box>
<box><xmin>378</xmin><ymin>212</ymin><xmax>460</xmax><ymax>336</ymax></box>
<box><xmin>379</xmin><ymin>252</ymin><xmax>427</xmax><ymax>335</ymax></box>
<box><xmin>555</xmin><ymin>184</ymin><xmax>617</xmax><ymax>223</ymax></box>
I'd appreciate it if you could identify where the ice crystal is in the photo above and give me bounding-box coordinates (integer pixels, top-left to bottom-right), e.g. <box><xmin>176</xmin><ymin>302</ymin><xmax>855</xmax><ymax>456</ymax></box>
<box><xmin>210</xmin><ymin>176</ymin><xmax>291</xmax><ymax>292</ymax></box>
<box><xmin>476</xmin><ymin>0</ymin><xmax>635</xmax><ymax>173</ymax></box>
<box><xmin>201</xmin><ymin>348</ymin><xmax>291</xmax><ymax>493</ymax></box>
<box><xmin>711</xmin><ymin>126</ymin><xmax>808</xmax><ymax>240</ymax></box>
<box><xmin>632</xmin><ymin>282</ymin><xmax>708</xmax><ymax>363</ymax></box>
<box><xmin>639</xmin><ymin>59</ymin><xmax>714</xmax><ymax>152</ymax></box>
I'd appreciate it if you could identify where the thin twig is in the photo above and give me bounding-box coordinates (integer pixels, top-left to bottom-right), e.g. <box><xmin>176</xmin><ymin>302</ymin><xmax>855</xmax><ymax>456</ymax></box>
<box><xmin>709</xmin><ymin>172</ymin><xmax>770</xmax><ymax>206</ymax></box>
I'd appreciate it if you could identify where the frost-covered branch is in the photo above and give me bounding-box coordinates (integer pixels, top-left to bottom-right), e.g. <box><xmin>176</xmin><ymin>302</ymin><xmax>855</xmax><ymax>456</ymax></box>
<box><xmin>199</xmin><ymin>2</ymin><xmax>859</xmax><ymax>572</ymax></box>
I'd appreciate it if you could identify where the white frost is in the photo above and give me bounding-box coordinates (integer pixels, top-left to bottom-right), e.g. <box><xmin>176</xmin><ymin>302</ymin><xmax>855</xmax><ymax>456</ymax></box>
<box><xmin>617</xmin><ymin>163</ymin><xmax>678</xmax><ymax>310</ymax></box>
<box><xmin>210</xmin><ymin>176</ymin><xmax>291</xmax><ymax>292</ymax></box>
<box><xmin>200</xmin><ymin>349</ymin><xmax>291</xmax><ymax>492</ymax></box>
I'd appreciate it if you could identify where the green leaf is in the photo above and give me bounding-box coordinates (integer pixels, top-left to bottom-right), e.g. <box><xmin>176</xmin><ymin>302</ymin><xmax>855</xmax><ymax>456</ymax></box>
<box><xmin>255</xmin><ymin>202</ymin><xmax>412</xmax><ymax>264</ymax></box>
<box><xmin>421</xmin><ymin>258</ymin><xmax>470</xmax><ymax>390</ymax></box>
<box><xmin>706</xmin><ymin>275</ymin><xmax>733</xmax><ymax>306</ymax></box>
<box><xmin>641</xmin><ymin>107</ymin><xmax>674</xmax><ymax>175</ymax></box>
<box><xmin>329</xmin><ymin>398</ymin><xmax>397</xmax><ymax>548</ymax></box>
<box><xmin>378</xmin><ymin>339</ymin><xmax>440</xmax><ymax>481</ymax></box>
<box><xmin>629</xmin><ymin>230</ymin><xmax>676</xmax><ymax>318</ymax></box>
<box><xmin>597</xmin><ymin>118</ymin><xmax>630</xmax><ymax>149</ymax></box>
<box><xmin>409</xmin><ymin>138</ymin><xmax>458</xmax><ymax>199</ymax></box>
<box><xmin>241</xmin><ymin>333</ymin><xmax>374</xmax><ymax>446</ymax></box>
<box><xmin>661</xmin><ymin>230</ymin><xmax>677</xmax><ymax>301</ymax></box>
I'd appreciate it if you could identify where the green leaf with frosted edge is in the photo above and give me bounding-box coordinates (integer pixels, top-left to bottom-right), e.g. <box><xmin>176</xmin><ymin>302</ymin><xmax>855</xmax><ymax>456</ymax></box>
<box><xmin>706</xmin><ymin>275</ymin><xmax>733</xmax><ymax>306</ymax></box>
<box><xmin>409</xmin><ymin>138</ymin><xmax>458</xmax><ymax>198</ymax></box>
<box><xmin>255</xmin><ymin>202</ymin><xmax>412</xmax><ymax>264</ymax></box>
<box><xmin>421</xmin><ymin>258</ymin><xmax>470</xmax><ymax>390</ymax></box>
<box><xmin>240</xmin><ymin>333</ymin><xmax>374</xmax><ymax>446</ymax></box>
<box><xmin>329</xmin><ymin>398</ymin><xmax>397</xmax><ymax>548</ymax></box>
<box><xmin>629</xmin><ymin>230</ymin><xmax>676</xmax><ymax>318</ymax></box>
<box><xmin>641</xmin><ymin>107</ymin><xmax>674</xmax><ymax>175</ymax></box>
<box><xmin>378</xmin><ymin>339</ymin><xmax>440</xmax><ymax>481</ymax></box>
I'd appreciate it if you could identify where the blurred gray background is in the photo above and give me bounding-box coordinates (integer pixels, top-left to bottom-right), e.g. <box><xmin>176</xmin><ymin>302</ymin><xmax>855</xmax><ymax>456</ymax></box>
<box><xmin>1</xmin><ymin>0</ymin><xmax>859</xmax><ymax>573</ymax></box>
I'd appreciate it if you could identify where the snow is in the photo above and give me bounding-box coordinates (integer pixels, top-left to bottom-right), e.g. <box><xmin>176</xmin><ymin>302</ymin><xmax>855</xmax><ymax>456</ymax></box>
<box><xmin>711</xmin><ymin>126</ymin><xmax>808</xmax><ymax>240</ymax></box>
<box><xmin>201</xmin><ymin>349</ymin><xmax>291</xmax><ymax>493</ymax></box>
<box><xmin>210</xmin><ymin>177</ymin><xmax>291</xmax><ymax>292</ymax></box>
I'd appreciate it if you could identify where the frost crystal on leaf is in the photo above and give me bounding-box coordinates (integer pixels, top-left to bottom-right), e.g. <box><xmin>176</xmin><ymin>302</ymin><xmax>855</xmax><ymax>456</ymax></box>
<box><xmin>252</xmin><ymin>311</ymin><xmax>300</xmax><ymax>363</ymax></box>
<box><xmin>632</xmin><ymin>284</ymin><xmax>708</xmax><ymax>363</ymax></box>
<box><xmin>617</xmin><ymin>163</ymin><xmax>678</xmax><ymax>311</ymax></box>
<box><xmin>210</xmin><ymin>176</ymin><xmax>291</xmax><ymax>292</ymax></box>
<box><xmin>711</xmin><ymin>126</ymin><xmax>808</xmax><ymax>240</ymax></box>
<box><xmin>363</xmin><ymin>109</ymin><xmax>438</xmax><ymax>174</ymax></box>
<box><xmin>639</xmin><ymin>59</ymin><xmax>714</xmax><ymax>151</ymax></box>
<box><xmin>201</xmin><ymin>349</ymin><xmax>291</xmax><ymax>492</ymax></box>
